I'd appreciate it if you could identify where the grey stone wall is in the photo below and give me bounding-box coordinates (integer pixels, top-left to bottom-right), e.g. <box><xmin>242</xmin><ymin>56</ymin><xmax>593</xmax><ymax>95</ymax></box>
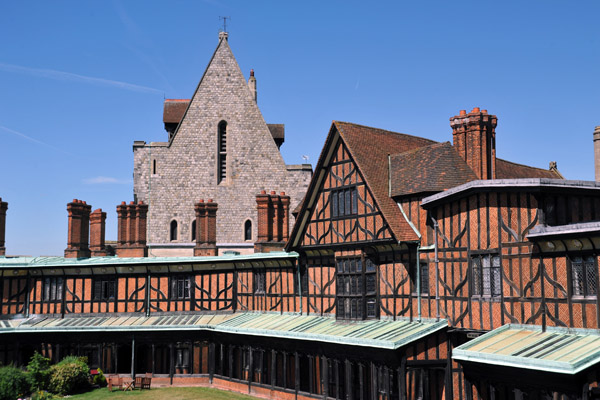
<box><xmin>133</xmin><ymin>35</ymin><xmax>311</xmax><ymax>252</ymax></box>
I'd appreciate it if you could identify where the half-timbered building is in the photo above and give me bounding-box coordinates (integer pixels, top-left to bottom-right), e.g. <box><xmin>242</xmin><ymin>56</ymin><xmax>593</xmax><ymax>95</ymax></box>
<box><xmin>2</xmin><ymin>108</ymin><xmax>600</xmax><ymax>400</ymax></box>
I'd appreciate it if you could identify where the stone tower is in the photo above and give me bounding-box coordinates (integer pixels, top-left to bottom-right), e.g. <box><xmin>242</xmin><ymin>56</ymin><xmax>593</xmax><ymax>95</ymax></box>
<box><xmin>133</xmin><ymin>32</ymin><xmax>312</xmax><ymax>256</ymax></box>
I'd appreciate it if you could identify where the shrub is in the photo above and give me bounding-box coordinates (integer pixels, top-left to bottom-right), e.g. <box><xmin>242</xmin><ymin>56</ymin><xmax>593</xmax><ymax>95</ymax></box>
<box><xmin>0</xmin><ymin>365</ymin><xmax>28</xmax><ymax>400</ymax></box>
<box><xmin>48</xmin><ymin>356</ymin><xmax>90</xmax><ymax>395</ymax></box>
<box><xmin>27</xmin><ymin>351</ymin><xmax>51</xmax><ymax>392</ymax></box>
<box><xmin>31</xmin><ymin>390</ymin><xmax>56</xmax><ymax>400</ymax></box>
<box><xmin>92</xmin><ymin>368</ymin><xmax>107</xmax><ymax>387</ymax></box>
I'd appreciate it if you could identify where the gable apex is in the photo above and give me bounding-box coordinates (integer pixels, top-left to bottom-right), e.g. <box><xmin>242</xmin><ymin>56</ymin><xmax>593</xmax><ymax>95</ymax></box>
<box><xmin>167</xmin><ymin>33</ymin><xmax>261</xmax><ymax>146</ymax></box>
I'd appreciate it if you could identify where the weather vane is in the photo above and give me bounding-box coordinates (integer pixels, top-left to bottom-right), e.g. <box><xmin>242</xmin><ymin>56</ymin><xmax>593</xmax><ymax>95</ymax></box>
<box><xmin>219</xmin><ymin>16</ymin><xmax>231</xmax><ymax>33</ymax></box>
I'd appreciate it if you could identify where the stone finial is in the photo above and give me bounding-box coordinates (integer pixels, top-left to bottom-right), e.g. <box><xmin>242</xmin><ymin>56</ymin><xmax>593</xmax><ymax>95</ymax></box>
<box><xmin>248</xmin><ymin>69</ymin><xmax>257</xmax><ymax>102</ymax></box>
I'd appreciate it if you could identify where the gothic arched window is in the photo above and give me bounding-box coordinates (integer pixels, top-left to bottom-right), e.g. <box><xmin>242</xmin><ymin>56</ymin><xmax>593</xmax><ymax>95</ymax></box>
<box><xmin>170</xmin><ymin>220</ymin><xmax>178</xmax><ymax>241</ymax></box>
<box><xmin>244</xmin><ymin>220</ymin><xmax>252</xmax><ymax>241</ymax></box>
<box><xmin>217</xmin><ymin>121</ymin><xmax>227</xmax><ymax>184</ymax></box>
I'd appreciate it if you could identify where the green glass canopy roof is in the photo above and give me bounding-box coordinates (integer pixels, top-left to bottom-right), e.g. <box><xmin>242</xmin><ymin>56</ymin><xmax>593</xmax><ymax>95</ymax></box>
<box><xmin>0</xmin><ymin>312</ymin><xmax>447</xmax><ymax>350</ymax></box>
<box><xmin>453</xmin><ymin>324</ymin><xmax>600</xmax><ymax>375</ymax></box>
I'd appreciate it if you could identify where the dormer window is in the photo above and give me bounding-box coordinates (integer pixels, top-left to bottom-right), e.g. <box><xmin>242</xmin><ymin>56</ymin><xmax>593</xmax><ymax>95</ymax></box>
<box><xmin>218</xmin><ymin>121</ymin><xmax>227</xmax><ymax>184</ymax></box>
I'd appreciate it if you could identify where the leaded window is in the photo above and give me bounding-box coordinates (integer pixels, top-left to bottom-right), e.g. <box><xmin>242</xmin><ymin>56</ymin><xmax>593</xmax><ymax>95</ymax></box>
<box><xmin>43</xmin><ymin>277</ymin><xmax>63</xmax><ymax>301</ymax></box>
<box><xmin>170</xmin><ymin>275</ymin><xmax>191</xmax><ymax>300</ymax></box>
<box><xmin>471</xmin><ymin>253</ymin><xmax>501</xmax><ymax>297</ymax></box>
<box><xmin>254</xmin><ymin>270</ymin><xmax>266</xmax><ymax>294</ymax></box>
<box><xmin>93</xmin><ymin>278</ymin><xmax>116</xmax><ymax>301</ymax></box>
<box><xmin>571</xmin><ymin>256</ymin><xmax>597</xmax><ymax>297</ymax></box>
<box><xmin>336</xmin><ymin>257</ymin><xmax>377</xmax><ymax>320</ymax></box>
<box><xmin>331</xmin><ymin>187</ymin><xmax>358</xmax><ymax>218</ymax></box>
<box><xmin>412</xmin><ymin>262</ymin><xmax>429</xmax><ymax>295</ymax></box>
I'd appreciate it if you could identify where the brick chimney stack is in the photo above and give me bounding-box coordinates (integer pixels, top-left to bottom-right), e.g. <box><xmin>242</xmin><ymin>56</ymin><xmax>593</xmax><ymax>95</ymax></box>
<box><xmin>255</xmin><ymin>191</ymin><xmax>290</xmax><ymax>253</ymax></box>
<box><xmin>116</xmin><ymin>201</ymin><xmax>148</xmax><ymax>257</ymax></box>
<box><xmin>65</xmin><ymin>199</ymin><xmax>92</xmax><ymax>258</ymax></box>
<box><xmin>0</xmin><ymin>198</ymin><xmax>7</xmax><ymax>256</ymax></box>
<box><xmin>89</xmin><ymin>209</ymin><xmax>107</xmax><ymax>257</ymax></box>
<box><xmin>450</xmin><ymin>107</ymin><xmax>498</xmax><ymax>180</ymax></box>
<box><xmin>194</xmin><ymin>199</ymin><xmax>218</xmax><ymax>256</ymax></box>
<box><xmin>594</xmin><ymin>126</ymin><xmax>600</xmax><ymax>181</ymax></box>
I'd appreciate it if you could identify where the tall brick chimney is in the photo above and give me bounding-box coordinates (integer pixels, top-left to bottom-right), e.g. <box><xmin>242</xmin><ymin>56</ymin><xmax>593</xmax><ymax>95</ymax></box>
<box><xmin>65</xmin><ymin>199</ymin><xmax>92</xmax><ymax>258</ymax></box>
<box><xmin>255</xmin><ymin>191</ymin><xmax>290</xmax><ymax>253</ymax></box>
<box><xmin>116</xmin><ymin>201</ymin><xmax>148</xmax><ymax>257</ymax></box>
<box><xmin>0</xmin><ymin>198</ymin><xmax>7</xmax><ymax>256</ymax></box>
<box><xmin>90</xmin><ymin>209</ymin><xmax>107</xmax><ymax>257</ymax></box>
<box><xmin>450</xmin><ymin>107</ymin><xmax>498</xmax><ymax>180</ymax></box>
<box><xmin>594</xmin><ymin>126</ymin><xmax>600</xmax><ymax>181</ymax></box>
<box><xmin>194</xmin><ymin>199</ymin><xmax>218</xmax><ymax>256</ymax></box>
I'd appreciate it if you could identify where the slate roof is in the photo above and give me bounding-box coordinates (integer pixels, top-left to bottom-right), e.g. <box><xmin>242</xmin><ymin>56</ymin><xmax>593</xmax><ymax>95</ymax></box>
<box><xmin>390</xmin><ymin>142</ymin><xmax>478</xmax><ymax>197</ymax></box>
<box><xmin>0</xmin><ymin>312</ymin><xmax>447</xmax><ymax>350</ymax></box>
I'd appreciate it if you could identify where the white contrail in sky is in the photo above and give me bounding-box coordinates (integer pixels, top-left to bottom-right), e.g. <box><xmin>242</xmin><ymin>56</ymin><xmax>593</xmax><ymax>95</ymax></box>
<box><xmin>83</xmin><ymin>176</ymin><xmax>132</xmax><ymax>185</ymax></box>
<box><xmin>0</xmin><ymin>125</ymin><xmax>75</xmax><ymax>155</ymax></box>
<box><xmin>0</xmin><ymin>62</ymin><xmax>163</xmax><ymax>94</ymax></box>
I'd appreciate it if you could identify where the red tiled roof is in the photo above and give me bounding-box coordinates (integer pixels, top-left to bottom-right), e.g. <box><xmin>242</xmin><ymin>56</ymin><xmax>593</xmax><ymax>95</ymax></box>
<box><xmin>163</xmin><ymin>99</ymin><xmax>190</xmax><ymax>124</ymax></box>
<box><xmin>390</xmin><ymin>142</ymin><xmax>478</xmax><ymax>197</ymax></box>
<box><xmin>496</xmin><ymin>158</ymin><xmax>562</xmax><ymax>179</ymax></box>
<box><xmin>288</xmin><ymin>121</ymin><xmax>565</xmax><ymax>249</ymax></box>
<box><xmin>335</xmin><ymin>121</ymin><xmax>436</xmax><ymax>242</ymax></box>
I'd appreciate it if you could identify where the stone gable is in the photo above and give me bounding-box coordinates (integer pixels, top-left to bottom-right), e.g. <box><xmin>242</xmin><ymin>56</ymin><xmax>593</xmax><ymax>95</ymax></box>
<box><xmin>133</xmin><ymin>34</ymin><xmax>311</xmax><ymax>255</ymax></box>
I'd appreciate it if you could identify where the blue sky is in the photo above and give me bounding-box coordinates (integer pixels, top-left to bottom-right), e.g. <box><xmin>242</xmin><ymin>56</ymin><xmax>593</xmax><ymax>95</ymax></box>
<box><xmin>1</xmin><ymin>1</ymin><xmax>599</xmax><ymax>256</ymax></box>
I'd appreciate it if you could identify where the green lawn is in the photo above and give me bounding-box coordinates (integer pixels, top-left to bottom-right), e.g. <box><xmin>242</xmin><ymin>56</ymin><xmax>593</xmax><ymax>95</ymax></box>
<box><xmin>65</xmin><ymin>387</ymin><xmax>258</xmax><ymax>400</ymax></box>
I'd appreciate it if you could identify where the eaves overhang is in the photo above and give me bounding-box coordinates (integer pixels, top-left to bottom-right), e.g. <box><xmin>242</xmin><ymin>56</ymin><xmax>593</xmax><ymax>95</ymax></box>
<box><xmin>421</xmin><ymin>179</ymin><xmax>600</xmax><ymax>208</ymax></box>
<box><xmin>453</xmin><ymin>324</ymin><xmax>600</xmax><ymax>375</ymax></box>
<box><xmin>0</xmin><ymin>313</ymin><xmax>448</xmax><ymax>351</ymax></box>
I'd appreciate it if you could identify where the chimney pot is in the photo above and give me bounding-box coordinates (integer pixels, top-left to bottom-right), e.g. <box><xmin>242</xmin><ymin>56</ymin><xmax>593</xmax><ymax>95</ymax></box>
<box><xmin>121</xmin><ymin>201</ymin><xmax>126</xmax><ymax>205</ymax></box>
<box><xmin>451</xmin><ymin>107</ymin><xmax>497</xmax><ymax>180</ymax></box>
<box><xmin>208</xmin><ymin>199</ymin><xmax>213</xmax><ymax>203</ymax></box>
<box><xmin>270</xmin><ymin>191</ymin><xmax>276</xmax><ymax>195</ymax></box>
<box><xmin>250</xmin><ymin>69</ymin><xmax>254</xmax><ymax>77</ymax></box>
<box><xmin>261</xmin><ymin>190</ymin><xmax>266</xmax><ymax>194</ymax></box>
<box><xmin>280</xmin><ymin>192</ymin><xmax>285</xmax><ymax>196</ymax></box>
